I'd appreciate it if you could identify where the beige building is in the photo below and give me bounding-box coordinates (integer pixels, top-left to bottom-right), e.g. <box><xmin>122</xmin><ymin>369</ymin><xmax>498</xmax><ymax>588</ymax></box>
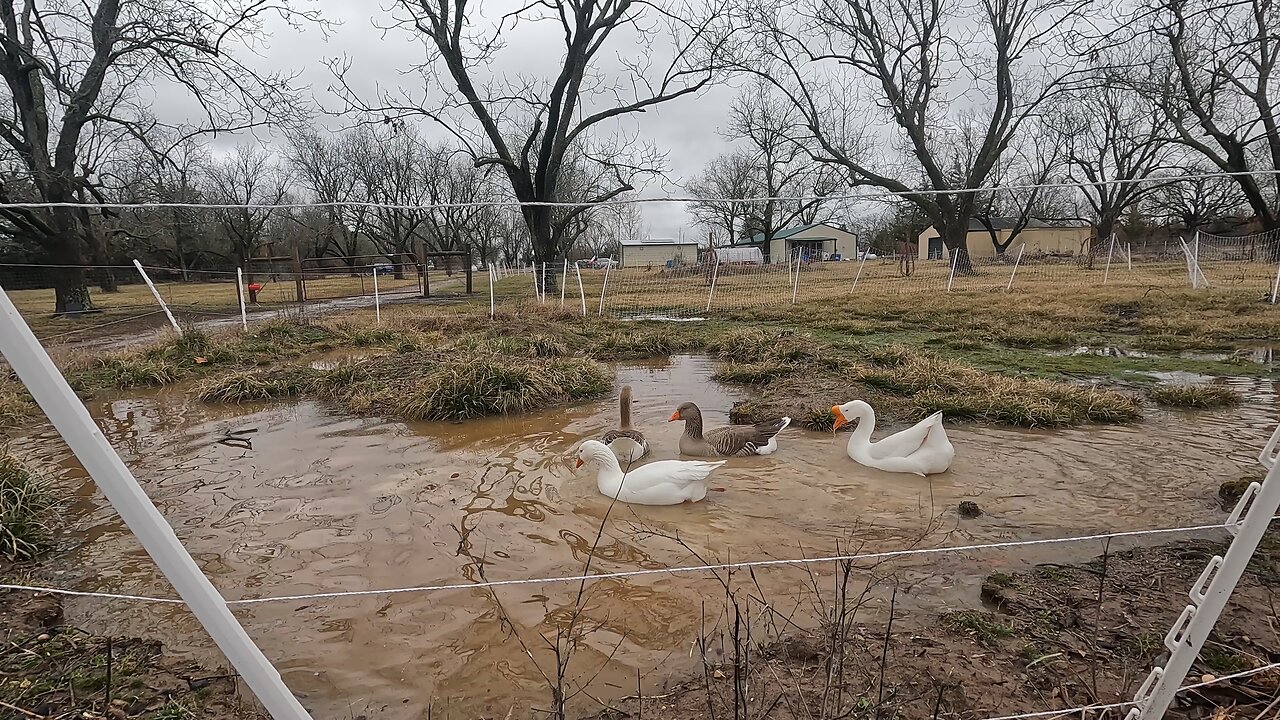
<box><xmin>917</xmin><ymin>219</ymin><xmax>1093</xmax><ymax>260</ymax></box>
<box><xmin>619</xmin><ymin>238</ymin><xmax>700</xmax><ymax>268</ymax></box>
<box><xmin>748</xmin><ymin>223</ymin><xmax>861</xmax><ymax>262</ymax></box>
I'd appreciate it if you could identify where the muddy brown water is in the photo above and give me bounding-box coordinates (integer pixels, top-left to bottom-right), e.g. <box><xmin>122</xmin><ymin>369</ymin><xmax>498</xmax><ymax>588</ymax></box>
<box><xmin>9</xmin><ymin>356</ymin><xmax>1280</xmax><ymax>718</ymax></box>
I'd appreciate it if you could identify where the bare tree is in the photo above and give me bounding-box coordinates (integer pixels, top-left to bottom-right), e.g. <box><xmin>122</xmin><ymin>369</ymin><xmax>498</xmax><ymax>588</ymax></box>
<box><xmin>0</xmin><ymin>0</ymin><xmax>317</xmax><ymax>313</ymax></box>
<box><xmin>286</xmin><ymin>129</ymin><xmax>368</xmax><ymax>272</ymax></box>
<box><xmin>332</xmin><ymin>0</ymin><xmax>738</xmax><ymax>290</ymax></box>
<box><xmin>1047</xmin><ymin>77</ymin><xmax>1174</xmax><ymax>254</ymax></box>
<box><xmin>204</xmin><ymin>145</ymin><xmax>290</xmax><ymax>302</ymax></box>
<box><xmin>1147</xmin><ymin>166</ymin><xmax>1250</xmax><ymax>234</ymax></box>
<box><xmin>687</xmin><ymin>149</ymin><xmax>759</xmax><ymax>246</ymax></box>
<box><xmin>730</xmin><ymin>81</ymin><xmax>842</xmax><ymax>259</ymax></box>
<box><xmin>1134</xmin><ymin>0</ymin><xmax>1279</xmax><ymax>241</ymax></box>
<box><xmin>735</xmin><ymin>0</ymin><xmax>1090</xmax><ymax>270</ymax></box>
<box><xmin>969</xmin><ymin>118</ymin><xmax>1074</xmax><ymax>255</ymax></box>
<box><xmin>350</xmin><ymin>126</ymin><xmax>430</xmax><ymax>279</ymax></box>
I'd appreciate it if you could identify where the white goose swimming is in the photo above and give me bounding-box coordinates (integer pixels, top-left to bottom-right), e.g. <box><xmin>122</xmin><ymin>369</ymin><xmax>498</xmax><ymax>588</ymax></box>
<box><xmin>575</xmin><ymin>440</ymin><xmax>725</xmax><ymax>505</ymax></box>
<box><xmin>831</xmin><ymin>400</ymin><xmax>954</xmax><ymax>476</ymax></box>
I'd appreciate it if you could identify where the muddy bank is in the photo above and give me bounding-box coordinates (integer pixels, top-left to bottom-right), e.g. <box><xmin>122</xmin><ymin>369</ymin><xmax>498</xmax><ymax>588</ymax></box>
<box><xmin>0</xmin><ymin>574</ymin><xmax>265</xmax><ymax>719</ymax></box>
<box><xmin>602</xmin><ymin>536</ymin><xmax>1280</xmax><ymax>720</ymax></box>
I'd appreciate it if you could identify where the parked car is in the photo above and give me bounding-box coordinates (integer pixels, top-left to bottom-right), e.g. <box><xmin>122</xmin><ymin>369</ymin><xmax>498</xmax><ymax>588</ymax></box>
<box><xmin>591</xmin><ymin>257</ymin><xmax>619</xmax><ymax>269</ymax></box>
<box><xmin>372</xmin><ymin>263</ymin><xmax>395</xmax><ymax>275</ymax></box>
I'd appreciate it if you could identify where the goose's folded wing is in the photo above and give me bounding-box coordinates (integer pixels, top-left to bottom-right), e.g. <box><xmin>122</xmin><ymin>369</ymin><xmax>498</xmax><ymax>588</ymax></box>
<box><xmin>639</xmin><ymin>459</ymin><xmax>725</xmax><ymax>485</ymax></box>
<box><xmin>602</xmin><ymin>428</ymin><xmax>648</xmax><ymax>446</ymax></box>
<box><xmin>865</xmin><ymin>412</ymin><xmax>942</xmax><ymax>460</ymax></box>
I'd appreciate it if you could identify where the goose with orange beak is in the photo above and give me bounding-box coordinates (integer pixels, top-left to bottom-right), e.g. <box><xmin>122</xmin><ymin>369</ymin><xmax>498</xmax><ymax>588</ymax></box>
<box><xmin>669</xmin><ymin>402</ymin><xmax>790</xmax><ymax>457</ymax></box>
<box><xmin>574</xmin><ymin>440</ymin><xmax>724</xmax><ymax>505</ymax></box>
<box><xmin>831</xmin><ymin>400</ymin><xmax>954</xmax><ymax>476</ymax></box>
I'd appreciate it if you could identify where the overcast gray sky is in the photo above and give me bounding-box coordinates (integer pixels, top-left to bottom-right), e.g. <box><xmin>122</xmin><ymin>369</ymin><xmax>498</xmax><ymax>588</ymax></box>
<box><xmin>190</xmin><ymin>1</ymin><xmax>749</xmax><ymax>241</ymax></box>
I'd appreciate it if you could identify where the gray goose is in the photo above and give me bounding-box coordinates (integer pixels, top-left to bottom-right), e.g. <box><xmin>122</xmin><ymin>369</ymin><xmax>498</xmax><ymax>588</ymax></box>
<box><xmin>669</xmin><ymin>402</ymin><xmax>791</xmax><ymax>457</ymax></box>
<box><xmin>600</xmin><ymin>385</ymin><xmax>650</xmax><ymax>463</ymax></box>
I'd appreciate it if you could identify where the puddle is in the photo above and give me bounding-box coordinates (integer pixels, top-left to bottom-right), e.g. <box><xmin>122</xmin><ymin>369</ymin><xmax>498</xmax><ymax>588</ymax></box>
<box><xmin>1049</xmin><ymin>345</ymin><xmax>1155</xmax><ymax>359</ymax></box>
<box><xmin>8</xmin><ymin>357</ymin><xmax>1280</xmax><ymax>718</ymax></box>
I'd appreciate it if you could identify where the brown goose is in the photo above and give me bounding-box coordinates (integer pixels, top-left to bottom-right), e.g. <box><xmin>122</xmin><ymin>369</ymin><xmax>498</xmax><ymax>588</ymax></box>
<box><xmin>669</xmin><ymin>402</ymin><xmax>791</xmax><ymax>457</ymax></box>
<box><xmin>600</xmin><ymin>385</ymin><xmax>650</xmax><ymax>463</ymax></box>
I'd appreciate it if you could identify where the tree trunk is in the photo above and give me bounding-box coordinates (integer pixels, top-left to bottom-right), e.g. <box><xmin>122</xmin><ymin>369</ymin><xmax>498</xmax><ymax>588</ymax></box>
<box><xmin>528</xmin><ymin>208</ymin><xmax>559</xmax><ymax>295</ymax></box>
<box><xmin>49</xmin><ymin>208</ymin><xmax>94</xmax><ymax>314</ymax></box>
<box><xmin>941</xmin><ymin>218</ymin><xmax>974</xmax><ymax>275</ymax></box>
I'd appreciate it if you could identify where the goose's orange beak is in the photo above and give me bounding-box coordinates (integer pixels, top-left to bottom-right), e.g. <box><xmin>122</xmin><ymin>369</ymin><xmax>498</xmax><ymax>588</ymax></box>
<box><xmin>668</xmin><ymin>411</ymin><xmax>680</xmax><ymax>422</ymax></box>
<box><xmin>575</xmin><ymin>458</ymin><xmax>584</xmax><ymax>468</ymax></box>
<box><xmin>831</xmin><ymin>405</ymin><xmax>847</xmax><ymax>431</ymax></box>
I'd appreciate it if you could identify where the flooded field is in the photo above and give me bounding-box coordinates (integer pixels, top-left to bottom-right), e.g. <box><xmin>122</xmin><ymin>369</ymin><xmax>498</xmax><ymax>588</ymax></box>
<box><xmin>10</xmin><ymin>355</ymin><xmax>1280</xmax><ymax>718</ymax></box>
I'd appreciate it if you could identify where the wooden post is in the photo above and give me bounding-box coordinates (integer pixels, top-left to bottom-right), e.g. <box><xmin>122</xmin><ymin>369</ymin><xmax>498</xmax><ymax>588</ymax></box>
<box><xmin>292</xmin><ymin>248</ymin><xmax>305</xmax><ymax>303</ymax></box>
<box><xmin>465</xmin><ymin>249</ymin><xmax>474</xmax><ymax>294</ymax></box>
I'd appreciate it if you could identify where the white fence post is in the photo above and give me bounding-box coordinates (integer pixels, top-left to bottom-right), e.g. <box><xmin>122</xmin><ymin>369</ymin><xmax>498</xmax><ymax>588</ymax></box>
<box><xmin>849</xmin><ymin>249</ymin><xmax>868</xmax><ymax>294</ymax></box>
<box><xmin>560</xmin><ymin>258</ymin><xmax>568</xmax><ymax>307</ymax></box>
<box><xmin>488</xmin><ymin>263</ymin><xmax>496</xmax><ymax>318</ymax></box>
<box><xmin>791</xmin><ymin>249</ymin><xmax>801</xmax><ymax>305</ymax></box>
<box><xmin>1126</xmin><ymin>243</ymin><xmax>1133</xmax><ymax>271</ymax></box>
<box><xmin>946</xmin><ymin>249</ymin><xmax>959</xmax><ymax>292</ymax></box>
<box><xmin>1180</xmin><ymin>237</ymin><xmax>1197</xmax><ymax>288</ymax></box>
<box><xmin>236</xmin><ymin>267</ymin><xmax>248</xmax><ymax>330</ymax></box>
<box><xmin>574</xmin><ymin>262</ymin><xmax>587</xmax><ymax>317</ymax></box>
<box><xmin>372</xmin><ymin>265</ymin><xmax>381</xmax><ymax>325</ymax></box>
<box><xmin>598</xmin><ymin>263</ymin><xmax>611</xmax><ymax>316</ymax></box>
<box><xmin>530</xmin><ymin>265</ymin><xmax>540</xmax><ymax>301</ymax></box>
<box><xmin>541</xmin><ymin>261</ymin><xmax>547</xmax><ymax>302</ymax></box>
<box><xmin>0</xmin><ymin>287</ymin><xmax>312</xmax><ymax>720</ymax></box>
<box><xmin>1271</xmin><ymin>258</ymin><xmax>1280</xmax><ymax>305</ymax></box>
<box><xmin>705</xmin><ymin>254</ymin><xmax>721</xmax><ymax>313</ymax></box>
<box><xmin>132</xmin><ymin>260</ymin><xmax>182</xmax><ymax>336</ymax></box>
<box><xmin>1103</xmin><ymin>233</ymin><xmax>1116</xmax><ymax>285</ymax></box>
<box><xmin>1005</xmin><ymin>243</ymin><xmax>1025</xmax><ymax>292</ymax></box>
<box><xmin>1128</xmin><ymin>423</ymin><xmax>1280</xmax><ymax>720</ymax></box>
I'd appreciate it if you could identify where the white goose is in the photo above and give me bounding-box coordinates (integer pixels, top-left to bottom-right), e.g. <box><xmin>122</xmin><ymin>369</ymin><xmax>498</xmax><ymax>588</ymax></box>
<box><xmin>832</xmin><ymin>400</ymin><xmax>954</xmax><ymax>476</ymax></box>
<box><xmin>575</xmin><ymin>440</ymin><xmax>725</xmax><ymax>505</ymax></box>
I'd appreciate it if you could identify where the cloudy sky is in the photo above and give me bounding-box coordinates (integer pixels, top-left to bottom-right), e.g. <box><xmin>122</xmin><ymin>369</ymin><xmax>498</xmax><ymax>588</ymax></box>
<box><xmin>185</xmin><ymin>0</ymin><xmax>752</xmax><ymax>240</ymax></box>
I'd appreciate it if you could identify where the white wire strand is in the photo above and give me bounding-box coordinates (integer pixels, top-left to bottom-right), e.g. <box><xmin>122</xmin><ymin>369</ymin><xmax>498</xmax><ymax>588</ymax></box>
<box><xmin>0</xmin><ymin>519</ymin><xmax>1253</xmax><ymax>606</ymax></box>
<box><xmin>0</xmin><ymin>170</ymin><xmax>1276</xmax><ymax>210</ymax></box>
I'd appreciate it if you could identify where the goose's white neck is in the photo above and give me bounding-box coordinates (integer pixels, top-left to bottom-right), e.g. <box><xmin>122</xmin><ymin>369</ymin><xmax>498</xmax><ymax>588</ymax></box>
<box><xmin>845</xmin><ymin>401</ymin><xmax>878</xmax><ymax>449</ymax></box>
<box><xmin>589</xmin><ymin>451</ymin><xmax>626</xmax><ymax>497</ymax></box>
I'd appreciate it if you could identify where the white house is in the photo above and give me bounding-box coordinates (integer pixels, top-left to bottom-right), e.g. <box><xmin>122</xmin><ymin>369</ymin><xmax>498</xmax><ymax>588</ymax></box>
<box><xmin>746</xmin><ymin>223</ymin><xmax>860</xmax><ymax>262</ymax></box>
<box><xmin>619</xmin><ymin>238</ymin><xmax>700</xmax><ymax>268</ymax></box>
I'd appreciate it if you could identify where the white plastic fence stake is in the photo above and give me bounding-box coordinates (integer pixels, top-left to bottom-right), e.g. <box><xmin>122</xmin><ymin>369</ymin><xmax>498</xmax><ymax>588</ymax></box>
<box><xmin>132</xmin><ymin>260</ymin><xmax>182</xmax><ymax>336</ymax></box>
<box><xmin>791</xmin><ymin>249</ymin><xmax>801</xmax><ymax>305</ymax></box>
<box><xmin>598</xmin><ymin>262</ymin><xmax>611</xmax><ymax>316</ymax></box>
<box><xmin>1103</xmin><ymin>233</ymin><xmax>1116</xmax><ymax>285</ymax></box>
<box><xmin>1270</xmin><ymin>258</ymin><xmax>1280</xmax><ymax>305</ymax></box>
<box><xmin>705</xmin><ymin>254</ymin><xmax>721</xmax><ymax>312</ymax></box>
<box><xmin>560</xmin><ymin>258</ymin><xmax>568</xmax><ymax>307</ymax></box>
<box><xmin>1179</xmin><ymin>237</ymin><xmax>1196</xmax><ymax>288</ymax></box>
<box><xmin>1005</xmin><ymin>243</ymin><xmax>1025</xmax><ymax>292</ymax></box>
<box><xmin>541</xmin><ymin>261</ymin><xmax>547</xmax><ymax>302</ymax></box>
<box><xmin>946</xmin><ymin>249</ymin><xmax>959</xmax><ymax>292</ymax></box>
<box><xmin>849</xmin><ymin>248</ymin><xmax>868</xmax><ymax>294</ymax></box>
<box><xmin>1128</xmin><ymin>423</ymin><xmax>1280</xmax><ymax>720</ymax></box>
<box><xmin>372</xmin><ymin>266</ymin><xmax>381</xmax><ymax>325</ymax></box>
<box><xmin>530</xmin><ymin>265</ymin><xmax>540</xmax><ymax>301</ymax></box>
<box><xmin>0</xmin><ymin>286</ymin><xmax>311</xmax><ymax>720</ymax></box>
<box><xmin>236</xmin><ymin>267</ymin><xmax>247</xmax><ymax>330</ymax></box>
<box><xmin>488</xmin><ymin>263</ymin><xmax>496</xmax><ymax>318</ymax></box>
<box><xmin>574</xmin><ymin>262</ymin><xmax>587</xmax><ymax>317</ymax></box>
<box><xmin>1126</xmin><ymin>243</ymin><xmax>1133</xmax><ymax>271</ymax></box>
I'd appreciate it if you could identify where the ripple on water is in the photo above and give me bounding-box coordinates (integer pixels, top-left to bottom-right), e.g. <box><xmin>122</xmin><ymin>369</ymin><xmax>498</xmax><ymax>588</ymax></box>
<box><xmin>7</xmin><ymin>355</ymin><xmax>1277</xmax><ymax>719</ymax></box>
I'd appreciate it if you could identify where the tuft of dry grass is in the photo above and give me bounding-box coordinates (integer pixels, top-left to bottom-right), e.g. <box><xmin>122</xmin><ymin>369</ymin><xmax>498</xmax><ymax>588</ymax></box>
<box><xmin>1148</xmin><ymin>383</ymin><xmax>1242</xmax><ymax>409</ymax></box>
<box><xmin>196</xmin><ymin>367</ymin><xmax>321</xmax><ymax>403</ymax></box>
<box><xmin>0</xmin><ymin>455</ymin><xmax>56</xmax><ymax>561</ymax></box>
<box><xmin>0</xmin><ymin>381</ymin><xmax>34</xmax><ymax>431</ymax></box>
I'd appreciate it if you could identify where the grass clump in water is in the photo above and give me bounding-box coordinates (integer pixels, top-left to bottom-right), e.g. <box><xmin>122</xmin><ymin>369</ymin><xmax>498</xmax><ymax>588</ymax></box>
<box><xmin>0</xmin><ymin>455</ymin><xmax>56</xmax><ymax>560</ymax></box>
<box><xmin>196</xmin><ymin>367</ymin><xmax>321</xmax><ymax>403</ymax></box>
<box><xmin>1148</xmin><ymin>383</ymin><xmax>1242</xmax><ymax>408</ymax></box>
<box><xmin>588</xmin><ymin>326</ymin><xmax>695</xmax><ymax>360</ymax></box>
<box><xmin>385</xmin><ymin>353</ymin><xmax>611</xmax><ymax>420</ymax></box>
<box><xmin>0</xmin><ymin>382</ymin><xmax>33</xmax><ymax>431</ymax></box>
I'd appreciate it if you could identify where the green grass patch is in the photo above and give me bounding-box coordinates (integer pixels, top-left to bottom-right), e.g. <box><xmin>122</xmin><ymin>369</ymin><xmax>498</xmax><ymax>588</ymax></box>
<box><xmin>0</xmin><ymin>455</ymin><xmax>56</xmax><ymax>560</ymax></box>
<box><xmin>1148</xmin><ymin>383</ymin><xmax>1242</xmax><ymax>408</ymax></box>
<box><xmin>941</xmin><ymin>610</ymin><xmax>1015</xmax><ymax>646</ymax></box>
<box><xmin>386</xmin><ymin>354</ymin><xmax>611</xmax><ymax>420</ymax></box>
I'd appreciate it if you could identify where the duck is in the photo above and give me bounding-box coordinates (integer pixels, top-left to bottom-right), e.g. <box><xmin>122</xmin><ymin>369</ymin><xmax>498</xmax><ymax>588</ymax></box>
<box><xmin>600</xmin><ymin>385</ymin><xmax>649</xmax><ymax>464</ymax></box>
<box><xmin>831</xmin><ymin>400</ymin><xmax>954</xmax><ymax>476</ymax></box>
<box><xmin>669</xmin><ymin>402</ymin><xmax>791</xmax><ymax>457</ymax></box>
<box><xmin>575</xmin><ymin>440</ymin><xmax>725</xmax><ymax>505</ymax></box>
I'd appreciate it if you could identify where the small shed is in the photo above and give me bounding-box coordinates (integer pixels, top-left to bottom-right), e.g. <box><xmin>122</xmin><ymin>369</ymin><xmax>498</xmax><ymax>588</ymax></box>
<box><xmin>619</xmin><ymin>238</ymin><xmax>700</xmax><ymax>268</ymax></box>
<box><xmin>917</xmin><ymin>219</ymin><xmax>1093</xmax><ymax>260</ymax></box>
